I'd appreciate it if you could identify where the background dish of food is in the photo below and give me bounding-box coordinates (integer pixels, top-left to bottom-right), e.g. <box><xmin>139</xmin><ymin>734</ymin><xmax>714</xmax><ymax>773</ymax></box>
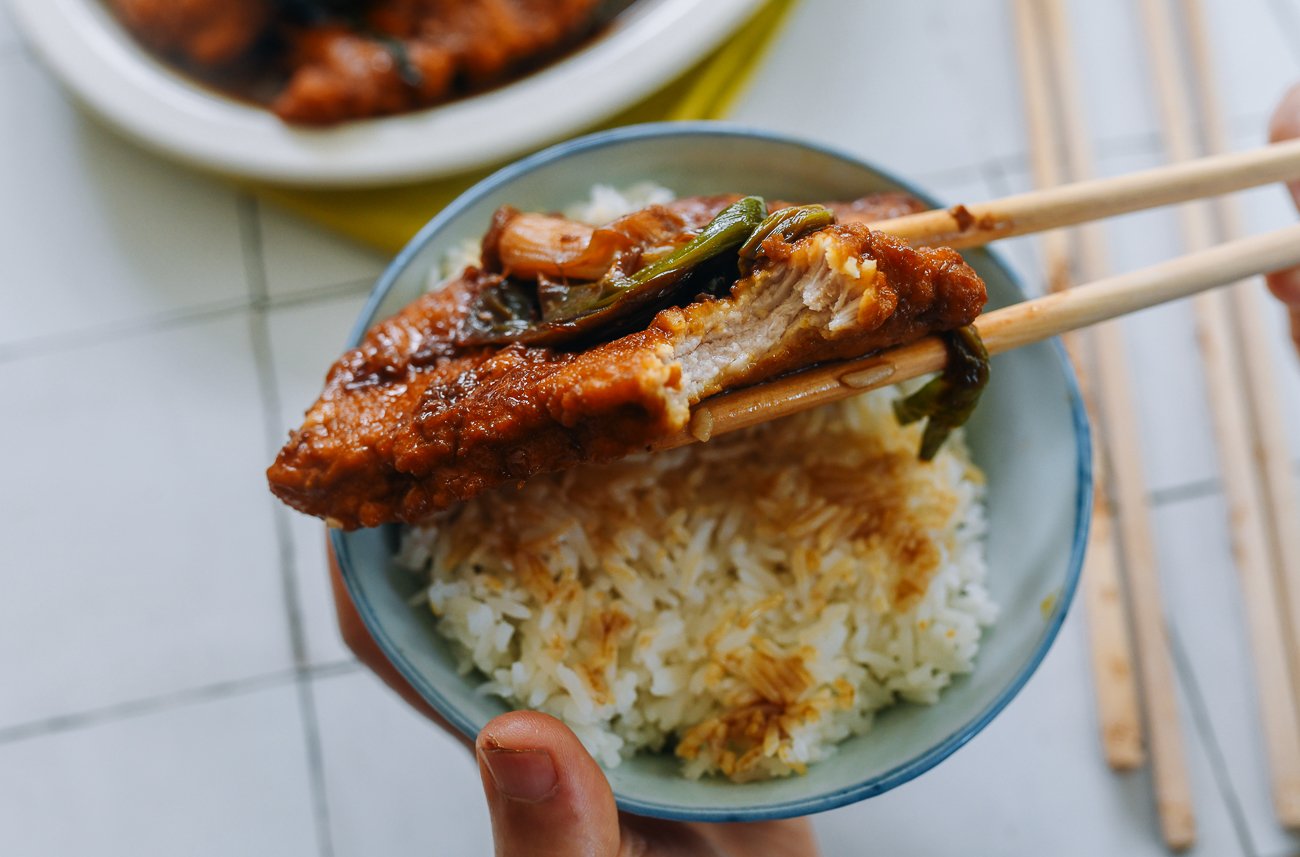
<box><xmin>330</xmin><ymin>123</ymin><xmax>1091</xmax><ymax>821</ymax></box>
<box><xmin>104</xmin><ymin>0</ymin><xmax>620</xmax><ymax>126</ymax></box>
<box><xmin>9</xmin><ymin>0</ymin><xmax>763</xmax><ymax>185</ymax></box>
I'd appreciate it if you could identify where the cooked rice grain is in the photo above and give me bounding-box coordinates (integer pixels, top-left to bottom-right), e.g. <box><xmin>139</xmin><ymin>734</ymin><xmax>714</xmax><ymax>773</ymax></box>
<box><xmin>399</xmin><ymin>390</ymin><xmax>995</xmax><ymax>781</ymax></box>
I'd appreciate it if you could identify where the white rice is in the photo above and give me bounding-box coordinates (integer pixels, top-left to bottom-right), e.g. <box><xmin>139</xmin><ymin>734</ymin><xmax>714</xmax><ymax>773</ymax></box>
<box><xmin>401</xmin><ymin>186</ymin><xmax>997</xmax><ymax>781</ymax></box>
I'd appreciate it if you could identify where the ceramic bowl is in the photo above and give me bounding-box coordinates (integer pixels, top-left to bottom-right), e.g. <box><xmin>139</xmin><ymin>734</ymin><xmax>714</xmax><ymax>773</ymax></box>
<box><xmin>11</xmin><ymin>0</ymin><xmax>762</xmax><ymax>185</ymax></box>
<box><xmin>331</xmin><ymin>122</ymin><xmax>1091</xmax><ymax>821</ymax></box>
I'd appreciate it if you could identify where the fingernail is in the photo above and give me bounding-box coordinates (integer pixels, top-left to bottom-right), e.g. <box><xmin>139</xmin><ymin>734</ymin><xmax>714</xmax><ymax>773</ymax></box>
<box><xmin>480</xmin><ymin>742</ymin><xmax>559</xmax><ymax>803</ymax></box>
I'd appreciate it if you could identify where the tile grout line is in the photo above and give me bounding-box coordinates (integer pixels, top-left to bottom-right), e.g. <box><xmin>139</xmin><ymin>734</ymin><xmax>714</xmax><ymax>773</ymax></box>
<box><xmin>0</xmin><ymin>277</ymin><xmax>374</xmax><ymax>366</ymax></box>
<box><xmin>292</xmin><ymin>682</ymin><xmax>336</xmax><ymax>857</ymax></box>
<box><xmin>0</xmin><ymin>662</ymin><xmax>361</xmax><ymax>747</ymax></box>
<box><xmin>0</xmin><ymin>297</ymin><xmax>253</xmax><ymax>365</ymax></box>
<box><xmin>240</xmin><ymin>193</ymin><xmax>310</xmax><ymax>670</ymax></box>
<box><xmin>240</xmin><ymin>193</ymin><xmax>336</xmax><ymax>857</ymax></box>
<box><xmin>1166</xmin><ymin>628</ymin><xmax>1259</xmax><ymax>856</ymax></box>
<box><xmin>1150</xmin><ymin>476</ymin><xmax>1224</xmax><ymax>507</ymax></box>
<box><xmin>0</xmin><ymin>672</ymin><xmax>298</xmax><ymax>747</ymax></box>
<box><xmin>908</xmin><ymin>163</ymin><xmax>988</xmax><ymax>193</ymax></box>
<box><xmin>979</xmin><ymin>110</ymin><xmax>1271</xmax><ymax>182</ymax></box>
<box><xmin>268</xmin><ymin>277</ymin><xmax>376</xmax><ymax>311</ymax></box>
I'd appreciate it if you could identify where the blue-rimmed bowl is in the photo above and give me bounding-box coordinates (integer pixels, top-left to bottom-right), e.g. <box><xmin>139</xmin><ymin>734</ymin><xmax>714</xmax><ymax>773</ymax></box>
<box><xmin>332</xmin><ymin>122</ymin><xmax>1091</xmax><ymax>821</ymax></box>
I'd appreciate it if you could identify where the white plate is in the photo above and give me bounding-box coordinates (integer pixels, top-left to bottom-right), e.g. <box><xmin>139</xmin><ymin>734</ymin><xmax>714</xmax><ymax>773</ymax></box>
<box><xmin>10</xmin><ymin>0</ymin><xmax>764</xmax><ymax>187</ymax></box>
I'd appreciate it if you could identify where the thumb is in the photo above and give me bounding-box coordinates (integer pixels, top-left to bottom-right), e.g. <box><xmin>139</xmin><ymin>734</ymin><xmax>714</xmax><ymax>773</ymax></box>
<box><xmin>1268</xmin><ymin>83</ymin><xmax>1300</xmax><ymax>353</ymax></box>
<box><xmin>476</xmin><ymin>711</ymin><xmax>623</xmax><ymax>857</ymax></box>
<box><xmin>1264</xmin><ymin>267</ymin><xmax>1300</xmax><ymax>352</ymax></box>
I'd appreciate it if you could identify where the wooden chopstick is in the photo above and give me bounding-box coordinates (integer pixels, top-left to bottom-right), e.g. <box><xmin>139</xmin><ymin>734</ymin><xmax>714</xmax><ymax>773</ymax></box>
<box><xmin>1034</xmin><ymin>0</ymin><xmax>1197</xmax><ymax>844</ymax></box>
<box><xmin>1013</xmin><ymin>0</ymin><xmax>1147</xmax><ymax>775</ymax></box>
<box><xmin>866</xmin><ymin>137</ymin><xmax>1300</xmax><ymax>249</ymax></box>
<box><xmin>1185</xmin><ymin>0</ymin><xmax>1300</xmax><ymax>759</ymax></box>
<box><xmin>666</xmin><ymin>222</ymin><xmax>1300</xmax><ymax>449</ymax></box>
<box><xmin>1139</xmin><ymin>0</ymin><xmax>1300</xmax><ymax>828</ymax></box>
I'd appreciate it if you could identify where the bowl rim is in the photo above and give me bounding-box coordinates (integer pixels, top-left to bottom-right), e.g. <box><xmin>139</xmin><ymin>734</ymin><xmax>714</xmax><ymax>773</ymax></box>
<box><xmin>331</xmin><ymin>121</ymin><xmax>1092</xmax><ymax>821</ymax></box>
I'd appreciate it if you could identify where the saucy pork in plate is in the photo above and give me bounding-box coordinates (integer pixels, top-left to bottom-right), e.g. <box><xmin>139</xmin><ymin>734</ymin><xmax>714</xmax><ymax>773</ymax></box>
<box><xmin>107</xmin><ymin>0</ymin><xmax>610</xmax><ymax>124</ymax></box>
<box><xmin>267</xmin><ymin>193</ymin><xmax>988</xmax><ymax>529</ymax></box>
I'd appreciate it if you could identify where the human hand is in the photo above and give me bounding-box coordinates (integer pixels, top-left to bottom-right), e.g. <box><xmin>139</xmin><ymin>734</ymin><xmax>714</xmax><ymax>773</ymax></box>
<box><xmin>329</xmin><ymin>542</ymin><xmax>820</xmax><ymax>856</ymax></box>
<box><xmin>477</xmin><ymin>711</ymin><xmax>819</xmax><ymax>857</ymax></box>
<box><xmin>1268</xmin><ymin>83</ymin><xmax>1300</xmax><ymax>352</ymax></box>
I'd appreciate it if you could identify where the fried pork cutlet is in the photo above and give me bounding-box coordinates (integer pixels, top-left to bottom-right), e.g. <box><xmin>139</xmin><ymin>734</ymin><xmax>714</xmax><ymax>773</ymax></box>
<box><xmin>267</xmin><ymin>194</ymin><xmax>986</xmax><ymax>530</ymax></box>
<box><xmin>273</xmin><ymin>0</ymin><xmax>606</xmax><ymax>124</ymax></box>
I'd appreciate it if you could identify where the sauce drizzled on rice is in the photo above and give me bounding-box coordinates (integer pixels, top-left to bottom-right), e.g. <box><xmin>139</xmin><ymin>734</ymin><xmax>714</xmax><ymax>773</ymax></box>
<box><xmin>398</xmin><ymin>390</ymin><xmax>995</xmax><ymax>781</ymax></box>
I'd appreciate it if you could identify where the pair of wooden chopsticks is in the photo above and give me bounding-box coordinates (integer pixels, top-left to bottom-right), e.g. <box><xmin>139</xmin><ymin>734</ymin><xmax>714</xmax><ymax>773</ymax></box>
<box><xmin>1139</xmin><ymin>0</ymin><xmax>1300</xmax><ymax>833</ymax></box>
<box><xmin>1015</xmin><ymin>0</ymin><xmax>1193</xmax><ymax>847</ymax></box>
<box><xmin>660</xmin><ymin>138</ymin><xmax>1300</xmax><ymax>449</ymax></box>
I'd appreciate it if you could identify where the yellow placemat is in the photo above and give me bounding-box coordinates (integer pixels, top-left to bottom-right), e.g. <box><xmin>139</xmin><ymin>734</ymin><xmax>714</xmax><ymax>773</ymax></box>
<box><xmin>251</xmin><ymin>0</ymin><xmax>797</xmax><ymax>255</ymax></box>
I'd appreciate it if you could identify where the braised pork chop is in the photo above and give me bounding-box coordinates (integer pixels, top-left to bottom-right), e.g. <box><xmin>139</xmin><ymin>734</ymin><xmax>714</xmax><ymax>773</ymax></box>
<box><xmin>267</xmin><ymin>194</ymin><xmax>985</xmax><ymax>529</ymax></box>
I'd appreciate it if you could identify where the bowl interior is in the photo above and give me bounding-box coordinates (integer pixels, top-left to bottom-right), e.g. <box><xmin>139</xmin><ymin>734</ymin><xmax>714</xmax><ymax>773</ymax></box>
<box><xmin>333</xmin><ymin>124</ymin><xmax>1089</xmax><ymax>821</ymax></box>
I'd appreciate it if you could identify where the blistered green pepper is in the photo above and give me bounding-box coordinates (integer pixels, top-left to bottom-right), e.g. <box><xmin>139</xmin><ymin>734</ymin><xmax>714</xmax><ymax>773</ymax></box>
<box><xmin>460</xmin><ymin>196</ymin><xmax>768</xmax><ymax>347</ymax></box>
<box><xmin>738</xmin><ymin>205</ymin><xmax>835</xmax><ymax>271</ymax></box>
<box><xmin>893</xmin><ymin>325</ymin><xmax>990</xmax><ymax>460</ymax></box>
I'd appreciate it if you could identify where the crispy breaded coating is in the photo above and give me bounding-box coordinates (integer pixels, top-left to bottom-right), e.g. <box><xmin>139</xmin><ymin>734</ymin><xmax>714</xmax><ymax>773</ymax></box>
<box><xmin>267</xmin><ymin>196</ymin><xmax>986</xmax><ymax>529</ymax></box>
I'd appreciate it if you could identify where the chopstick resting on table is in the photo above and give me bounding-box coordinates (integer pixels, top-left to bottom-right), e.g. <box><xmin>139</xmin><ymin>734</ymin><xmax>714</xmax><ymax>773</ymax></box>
<box><xmin>1014</xmin><ymin>0</ymin><xmax>1149</xmax><ymax>783</ymax></box>
<box><xmin>1026</xmin><ymin>0</ymin><xmax>1201</xmax><ymax>846</ymax></box>
<box><xmin>665</xmin><ymin>222</ymin><xmax>1300</xmax><ymax>449</ymax></box>
<box><xmin>1140</xmin><ymin>0</ymin><xmax>1300</xmax><ymax>828</ymax></box>
<box><xmin>1184</xmin><ymin>0</ymin><xmax>1300</xmax><ymax>751</ymax></box>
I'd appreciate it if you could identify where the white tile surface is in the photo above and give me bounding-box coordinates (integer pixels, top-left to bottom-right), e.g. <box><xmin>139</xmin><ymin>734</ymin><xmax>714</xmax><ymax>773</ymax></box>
<box><xmin>0</xmin><ymin>54</ymin><xmax>248</xmax><ymax>351</ymax></box>
<box><xmin>919</xmin><ymin>172</ymin><xmax>998</xmax><ymax>211</ymax></box>
<box><xmin>312</xmin><ymin>671</ymin><xmax>491</xmax><ymax>857</ymax></box>
<box><xmin>1066</xmin><ymin>0</ymin><xmax>1292</xmax><ymax>150</ymax></box>
<box><xmin>1199</xmin><ymin>0</ymin><xmax>1300</xmax><ymax>126</ymax></box>
<box><xmin>267</xmin><ymin>294</ymin><xmax>372</xmax><ymax>667</ymax></box>
<box><xmin>258</xmin><ymin>205</ymin><xmax>387</xmax><ymax>302</ymax></box>
<box><xmin>730</xmin><ymin>0</ymin><xmax>1017</xmax><ymax>176</ymax></box>
<box><xmin>813</xmin><ymin>609</ymin><xmax>1246</xmax><ymax>856</ymax></box>
<box><xmin>1151</xmin><ymin>495</ymin><xmax>1300</xmax><ymax>857</ymax></box>
<box><xmin>1060</xmin><ymin>0</ymin><xmax>1164</xmax><ymax>147</ymax></box>
<box><xmin>0</xmin><ymin>316</ymin><xmax>295</xmax><ymax>729</ymax></box>
<box><xmin>0</xmin><ymin>1</ymin><xmax>19</xmax><ymax>51</ymax></box>
<box><xmin>0</xmin><ymin>684</ymin><xmax>319</xmax><ymax>857</ymax></box>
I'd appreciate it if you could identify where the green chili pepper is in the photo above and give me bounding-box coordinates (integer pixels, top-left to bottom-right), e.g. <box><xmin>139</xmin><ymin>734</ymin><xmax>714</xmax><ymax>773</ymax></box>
<box><xmin>459</xmin><ymin>196</ymin><xmax>768</xmax><ymax>348</ymax></box>
<box><xmin>580</xmin><ymin>194</ymin><xmax>769</xmax><ymax>315</ymax></box>
<box><xmin>893</xmin><ymin>325</ymin><xmax>990</xmax><ymax>460</ymax></box>
<box><xmin>738</xmin><ymin>205</ymin><xmax>835</xmax><ymax>271</ymax></box>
